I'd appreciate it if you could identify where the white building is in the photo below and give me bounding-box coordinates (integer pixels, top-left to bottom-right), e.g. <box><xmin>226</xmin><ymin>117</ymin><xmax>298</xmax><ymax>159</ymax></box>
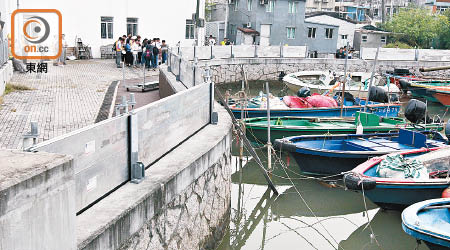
<box><xmin>305</xmin><ymin>12</ymin><xmax>358</xmax><ymax>49</ymax></box>
<box><xmin>0</xmin><ymin>0</ymin><xmax>205</xmax><ymax>58</ymax></box>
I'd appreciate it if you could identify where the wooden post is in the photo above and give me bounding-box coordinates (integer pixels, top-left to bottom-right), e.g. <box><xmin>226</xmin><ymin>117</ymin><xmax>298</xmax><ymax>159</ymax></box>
<box><xmin>266</xmin><ymin>82</ymin><xmax>272</xmax><ymax>175</ymax></box>
<box><xmin>364</xmin><ymin>47</ymin><xmax>380</xmax><ymax>113</ymax></box>
<box><xmin>340</xmin><ymin>42</ymin><xmax>349</xmax><ymax>117</ymax></box>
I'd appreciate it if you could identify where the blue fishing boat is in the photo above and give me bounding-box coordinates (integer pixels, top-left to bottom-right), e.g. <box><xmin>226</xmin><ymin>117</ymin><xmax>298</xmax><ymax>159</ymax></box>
<box><xmin>402</xmin><ymin>198</ymin><xmax>450</xmax><ymax>249</ymax></box>
<box><xmin>344</xmin><ymin>148</ymin><xmax>450</xmax><ymax>210</ymax></box>
<box><xmin>231</xmin><ymin>98</ymin><xmax>401</xmax><ymax>119</ymax></box>
<box><xmin>273</xmin><ymin>129</ymin><xmax>447</xmax><ymax>176</ymax></box>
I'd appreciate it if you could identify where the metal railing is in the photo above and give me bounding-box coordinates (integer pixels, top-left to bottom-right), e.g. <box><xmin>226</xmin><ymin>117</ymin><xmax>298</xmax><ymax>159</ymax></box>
<box><xmin>0</xmin><ymin>39</ymin><xmax>8</xmax><ymax>67</ymax></box>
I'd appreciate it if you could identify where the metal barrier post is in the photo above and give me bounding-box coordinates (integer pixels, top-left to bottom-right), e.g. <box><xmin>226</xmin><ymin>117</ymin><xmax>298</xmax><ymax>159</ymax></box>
<box><xmin>23</xmin><ymin>121</ymin><xmax>39</xmax><ymax>149</ymax></box>
<box><xmin>129</xmin><ymin>111</ymin><xmax>145</xmax><ymax>184</ymax></box>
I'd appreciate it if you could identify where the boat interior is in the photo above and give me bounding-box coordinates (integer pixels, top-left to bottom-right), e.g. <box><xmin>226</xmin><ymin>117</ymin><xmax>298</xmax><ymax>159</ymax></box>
<box><xmin>292</xmin><ymin>130</ymin><xmax>444</xmax><ymax>152</ymax></box>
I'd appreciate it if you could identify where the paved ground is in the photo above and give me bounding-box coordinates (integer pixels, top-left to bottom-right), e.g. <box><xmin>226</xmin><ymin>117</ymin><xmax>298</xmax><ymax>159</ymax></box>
<box><xmin>0</xmin><ymin>59</ymin><xmax>159</xmax><ymax>149</ymax></box>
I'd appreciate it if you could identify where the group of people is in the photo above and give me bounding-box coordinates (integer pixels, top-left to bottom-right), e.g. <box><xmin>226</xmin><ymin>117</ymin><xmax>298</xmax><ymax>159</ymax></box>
<box><xmin>207</xmin><ymin>35</ymin><xmax>232</xmax><ymax>46</ymax></box>
<box><xmin>114</xmin><ymin>34</ymin><xmax>168</xmax><ymax>70</ymax></box>
<box><xmin>336</xmin><ymin>46</ymin><xmax>353</xmax><ymax>59</ymax></box>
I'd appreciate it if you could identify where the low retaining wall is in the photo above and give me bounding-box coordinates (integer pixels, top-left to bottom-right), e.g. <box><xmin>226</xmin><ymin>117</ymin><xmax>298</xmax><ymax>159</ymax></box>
<box><xmin>198</xmin><ymin>58</ymin><xmax>450</xmax><ymax>84</ymax></box>
<box><xmin>0</xmin><ymin>61</ymin><xmax>13</xmax><ymax>95</ymax></box>
<box><xmin>77</xmin><ymin>106</ymin><xmax>232</xmax><ymax>250</ymax></box>
<box><xmin>0</xmin><ymin>150</ymin><xmax>75</xmax><ymax>250</ymax></box>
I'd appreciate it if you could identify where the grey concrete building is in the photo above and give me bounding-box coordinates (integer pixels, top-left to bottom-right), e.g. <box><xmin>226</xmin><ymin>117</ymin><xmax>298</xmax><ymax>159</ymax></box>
<box><xmin>226</xmin><ymin>0</ymin><xmax>338</xmax><ymax>56</ymax></box>
<box><xmin>353</xmin><ymin>25</ymin><xmax>390</xmax><ymax>51</ymax></box>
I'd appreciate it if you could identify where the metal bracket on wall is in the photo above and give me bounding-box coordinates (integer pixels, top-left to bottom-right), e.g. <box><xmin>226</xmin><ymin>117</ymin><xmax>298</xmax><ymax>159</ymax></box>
<box><xmin>131</xmin><ymin>162</ymin><xmax>145</xmax><ymax>184</ymax></box>
<box><xmin>129</xmin><ymin>111</ymin><xmax>145</xmax><ymax>184</ymax></box>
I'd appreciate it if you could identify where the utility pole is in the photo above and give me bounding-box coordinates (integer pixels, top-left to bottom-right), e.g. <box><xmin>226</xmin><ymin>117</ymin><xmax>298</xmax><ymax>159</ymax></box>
<box><xmin>195</xmin><ymin>0</ymin><xmax>200</xmax><ymax>46</ymax></box>
<box><xmin>381</xmin><ymin>0</ymin><xmax>386</xmax><ymax>24</ymax></box>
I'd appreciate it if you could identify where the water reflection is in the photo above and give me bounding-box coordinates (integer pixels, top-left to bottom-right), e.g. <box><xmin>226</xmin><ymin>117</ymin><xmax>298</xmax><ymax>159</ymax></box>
<box><xmin>216</xmin><ymin>81</ymin><xmax>445</xmax><ymax>250</ymax></box>
<box><xmin>218</xmin><ymin>145</ymin><xmax>429</xmax><ymax>250</ymax></box>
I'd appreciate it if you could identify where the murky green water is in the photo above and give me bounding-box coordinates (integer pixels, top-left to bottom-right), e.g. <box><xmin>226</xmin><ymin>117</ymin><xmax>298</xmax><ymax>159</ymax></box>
<box><xmin>216</xmin><ymin>80</ymin><xmax>448</xmax><ymax>250</ymax></box>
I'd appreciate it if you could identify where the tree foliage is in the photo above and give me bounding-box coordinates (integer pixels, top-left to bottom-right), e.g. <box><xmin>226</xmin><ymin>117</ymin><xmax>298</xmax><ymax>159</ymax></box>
<box><xmin>384</xmin><ymin>8</ymin><xmax>448</xmax><ymax>48</ymax></box>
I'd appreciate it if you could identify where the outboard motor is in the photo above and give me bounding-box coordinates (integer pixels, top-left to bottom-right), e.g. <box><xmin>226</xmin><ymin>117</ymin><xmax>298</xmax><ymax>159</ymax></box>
<box><xmin>297</xmin><ymin>87</ymin><xmax>311</xmax><ymax>97</ymax></box>
<box><xmin>278</xmin><ymin>71</ymin><xmax>286</xmax><ymax>81</ymax></box>
<box><xmin>389</xmin><ymin>93</ymin><xmax>399</xmax><ymax>102</ymax></box>
<box><xmin>368</xmin><ymin>86</ymin><xmax>389</xmax><ymax>103</ymax></box>
<box><xmin>405</xmin><ymin>99</ymin><xmax>427</xmax><ymax>124</ymax></box>
<box><xmin>334</xmin><ymin>92</ymin><xmax>356</xmax><ymax>105</ymax></box>
<box><xmin>399</xmin><ymin>79</ymin><xmax>410</xmax><ymax>92</ymax></box>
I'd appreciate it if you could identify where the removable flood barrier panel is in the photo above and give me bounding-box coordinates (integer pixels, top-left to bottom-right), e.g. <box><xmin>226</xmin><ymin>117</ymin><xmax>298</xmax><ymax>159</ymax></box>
<box><xmin>29</xmin><ymin>83</ymin><xmax>212</xmax><ymax>213</ymax></box>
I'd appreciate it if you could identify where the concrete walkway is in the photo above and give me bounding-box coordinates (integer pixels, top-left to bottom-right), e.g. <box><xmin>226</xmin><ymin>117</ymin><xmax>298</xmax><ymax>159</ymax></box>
<box><xmin>0</xmin><ymin>59</ymin><xmax>158</xmax><ymax>149</ymax></box>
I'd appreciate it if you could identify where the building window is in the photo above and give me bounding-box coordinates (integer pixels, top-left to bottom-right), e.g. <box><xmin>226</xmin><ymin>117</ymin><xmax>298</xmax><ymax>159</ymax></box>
<box><xmin>438</xmin><ymin>6</ymin><xmax>449</xmax><ymax>13</ymax></box>
<box><xmin>341</xmin><ymin>34</ymin><xmax>348</xmax><ymax>39</ymax></box>
<box><xmin>101</xmin><ymin>16</ymin><xmax>113</xmax><ymax>39</ymax></box>
<box><xmin>325</xmin><ymin>28</ymin><xmax>333</xmax><ymax>39</ymax></box>
<box><xmin>381</xmin><ymin>36</ymin><xmax>386</xmax><ymax>43</ymax></box>
<box><xmin>126</xmin><ymin>18</ymin><xmax>138</xmax><ymax>36</ymax></box>
<box><xmin>308</xmin><ymin>27</ymin><xmax>316</xmax><ymax>38</ymax></box>
<box><xmin>288</xmin><ymin>1</ymin><xmax>298</xmax><ymax>13</ymax></box>
<box><xmin>230</xmin><ymin>24</ymin><xmax>237</xmax><ymax>35</ymax></box>
<box><xmin>287</xmin><ymin>27</ymin><xmax>296</xmax><ymax>39</ymax></box>
<box><xmin>185</xmin><ymin>19</ymin><xmax>195</xmax><ymax>39</ymax></box>
<box><xmin>266</xmin><ymin>0</ymin><xmax>275</xmax><ymax>12</ymax></box>
<box><xmin>362</xmin><ymin>35</ymin><xmax>368</xmax><ymax>42</ymax></box>
<box><xmin>247</xmin><ymin>0</ymin><xmax>252</xmax><ymax>11</ymax></box>
<box><xmin>235</xmin><ymin>0</ymin><xmax>239</xmax><ymax>11</ymax></box>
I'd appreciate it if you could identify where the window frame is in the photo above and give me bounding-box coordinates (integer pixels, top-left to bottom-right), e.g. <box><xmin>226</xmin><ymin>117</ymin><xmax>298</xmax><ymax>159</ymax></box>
<box><xmin>381</xmin><ymin>36</ymin><xmax>386</xmax><ymax>43</ymax></box>
<box><xmin>185</xmin><ymin>19</ymin><xmax>195</xmax><ymax>39</ymax></box>
<box><xmin>234</xmin><ymin>0</ymin><xmax>239</xmax><ymax>11</ymax></box>
<box><xmin>126</xmin><ymin>17</ymin><xmax>138</xmax><ymax>36</ymax></box>
<box><xmin>362</xmin><ymin>35</ymin><xmax>368</xmax><ymax>42</ymax></box>
<box><xmin>101</xmin><ymin>16</ymin><xmax>114</xmax><ymax>39</ymax></box>
<box><xmin>266</xmin><ymin>0</ymin><xmax>275</xmax><ymax>12</ymax></box>
<box><xmin>288</xmin><ymin>1</ymin><xmax>297</xmax><ymax>14</ymax></box>
<box><xmin>325</xmin><ymin>28</ymin><xmax>334</xmax><ymax>39</ymax></box>
<box><xmin>287</xmin><ymin>27</ymin><xmax>296</xmax><ymax>39</ymax></box>
<box><xmin>307</xmin><ymin>27</ymin><xmax>316</xmax><ymax>39</ymax></box>
<box><xmin>247</xmin><ymin>0</ymin><xmax>252</xmax><ymax>11</ymax></box>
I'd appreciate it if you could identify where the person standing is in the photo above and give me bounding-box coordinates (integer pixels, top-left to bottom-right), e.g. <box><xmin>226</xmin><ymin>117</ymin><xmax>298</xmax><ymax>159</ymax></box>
<box><xmin>161</xmin><ymin>40</ymin><xmax>168</xmax><ymax>64</ymax></box>
<box><xmin>141</xmin><ymin>38</ymin><xmax>148</xmax><ymax>67</ymax></box>
<box><xmin>125</xmin><ymin>40</ymin><xmax>132</xmax><ymax>66</ymax></box>
<box><xmin>145</xmin><ymin>40</ymin><xmax>153</xmax><ymax>70</ymax></box>
<box><xmin>131</xmin><ymin>36</ymin><xmax>139</xmax><ymax>67</ymax></box>
<box><xmin>136</xmin><ymin>36</ymin><xmax>142</xmax><ymax>65</ymax></box>
<box><xmin>56</xmin><ymin>34</ymin><xmax>68</xmax><ymax>65</ymax></box>
<box><xmin>151</xmin><ymin>39</ymin><xmax>159</xmax><ymax>70</ymax></box>
<box><xmin>115</xmin><ymin>37</ymin><xmax>124</xmax><ymax>68</ymax></box>
<box><xmin>208</xmin><ymin>35</ymin><xmax>216</xmax><ymax>46</ymax></box>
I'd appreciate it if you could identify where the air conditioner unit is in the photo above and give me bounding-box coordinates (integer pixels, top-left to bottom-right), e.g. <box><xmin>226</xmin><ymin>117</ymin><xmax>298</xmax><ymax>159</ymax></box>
<box><xmin>246</xmin><ymin>22</ymin><xmax>252</xmax><ymax>28</ymax></box>
<box><xmin>259</xmin><ymin>0</ymin><xmax>268</xmax><ymax>5</ymax></box>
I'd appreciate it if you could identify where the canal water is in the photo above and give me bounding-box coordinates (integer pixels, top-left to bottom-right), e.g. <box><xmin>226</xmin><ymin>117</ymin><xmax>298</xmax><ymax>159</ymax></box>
<box><xmin>216</xmin><ymin>81</ymin><xmax>447</xmax><ymax>250</ymax></box>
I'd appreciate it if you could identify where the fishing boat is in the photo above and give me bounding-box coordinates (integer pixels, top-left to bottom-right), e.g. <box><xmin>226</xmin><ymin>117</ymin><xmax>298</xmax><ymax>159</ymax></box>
<box><xmin>428</xmin><ymin>87</ymin><xmax>450</xmax><ymax>107</ymax></box>
<box><xmin>399</xmin><ymin>80</ymin><xmax>450</xmax><ymax>102</ymax></box>
<box><xmin>273</xmin><ymin>129</ymin><xmax>447</xmax><ymax>176</ymax></box>
<box><xmin>343</xmin><ymin>148</ymin><xmax>450</xmax><ymax>209</ymax></box>
<box><xmin>402</xmin><ymin>198</ymin><xmax>450</xmax><ymax>249</ymax></box>
<box><xmin>245</xmin><ymin>112</ymin><xmax>443</xmax><ymax>144</ymax></box>
<box><xmin>231</xmin><ymin>98</ymin><xmax>401</xmax><ymax>119</ymax></box>
<box><xmin>283</xmin><ymin>70</ymin><xmax>400</xmax><ymax>96</ymax></box>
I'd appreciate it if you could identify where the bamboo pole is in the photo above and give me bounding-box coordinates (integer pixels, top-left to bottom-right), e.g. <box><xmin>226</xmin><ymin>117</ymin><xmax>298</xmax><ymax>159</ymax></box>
<box><xmin>364</xmin><ymin>47</ymin><xmax>380</xmax><ymax>113</ymax></box>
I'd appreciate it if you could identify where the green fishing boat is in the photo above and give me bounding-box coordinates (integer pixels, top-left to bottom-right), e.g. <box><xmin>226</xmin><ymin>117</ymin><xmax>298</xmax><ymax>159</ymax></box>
<box><xmin>244</xmin><ymin>112</ymin><xmax>443</xmax><ymax>144</ymax></box>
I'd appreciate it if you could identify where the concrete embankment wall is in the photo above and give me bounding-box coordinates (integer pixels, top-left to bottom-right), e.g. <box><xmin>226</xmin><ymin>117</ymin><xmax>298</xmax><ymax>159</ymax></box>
<box><xmin>167</xmin><ymin>46</ymin><xmax>450</xmax><ymax>87</ymax></box>
<box><xmin>0</xmin><ymin>62</ymin><xmax>232</xmax><ymax>249</ymax></box>
<box><xmin>201</xmin><ymin>58</ymin><xmax>450</xmax><ymax>84</ymax></box>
